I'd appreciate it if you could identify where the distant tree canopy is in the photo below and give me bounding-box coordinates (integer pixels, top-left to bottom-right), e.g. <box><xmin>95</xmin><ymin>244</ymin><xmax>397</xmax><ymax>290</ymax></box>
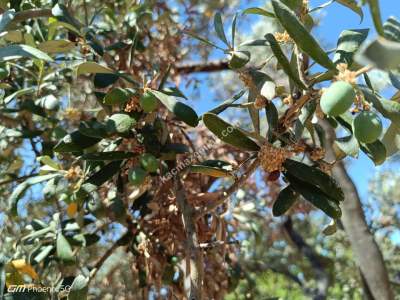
<box><xmin>0</xmin><ymin>0</ymin><xmax>399</xmax><ymax>299</ymax></box>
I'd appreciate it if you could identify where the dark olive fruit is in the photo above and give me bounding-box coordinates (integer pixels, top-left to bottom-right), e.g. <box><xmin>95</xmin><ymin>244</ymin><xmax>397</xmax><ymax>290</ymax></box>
<box><xmin>320</xmin><ymin>81</ymin><xmax>355</xmax><ymax>116</ymax></box>
<box><xmin>228</xmin><ymin>51</ymin><xmax>251</xmax><ymax>69</ymax></box>
<box><xmin>267</xmin><ymin>170</ymin><xmax>281</xmax><ymax>181</ymax></box>
<box><xmin>140</xmin><ymin>91</ymin><xmax>158</xmax><ymax>113</ymax></box>
<box><xmin>353</xmin><ymin>111</ymin><xmax>383</xmax><ymax>143</ymax></box>
<box><xmin>139</xmin><ymin>153</ymin><xmax>159</xmax><ymax>173</ymax></box>
<box><xmin>128</xmin><ymin>167</ymin><xmax>147</xmax><ymax>185</ymax></box>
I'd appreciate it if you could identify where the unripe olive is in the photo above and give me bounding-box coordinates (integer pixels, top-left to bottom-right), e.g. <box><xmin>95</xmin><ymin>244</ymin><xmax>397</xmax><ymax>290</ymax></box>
<box><xmin>320</xmin><ymin>81</ymin><xmax>355</xmax><ymax>116</ymax></box>
<box><xmin>140</xmin><ymin>91</ymin><xmax>158</xmax><ymax>113</ymax></box>
<box><xmin>139</xmin><ymin>153</ymin><xmax>158</xmax><ymax>173</ymax></box>
<box><xmin>128</xmin><ymin>167</ymin><xmax>147</xmax><ymax>185</ymax></box>
<box><xmin>228</xmin><ymin>51</ymin><xmax>250</xmax><ymax>69</ymax></box>
<box><xmin>353</xmin><ymin>111</ymin><xmax>383</xmax><ymax>143</ymax></box>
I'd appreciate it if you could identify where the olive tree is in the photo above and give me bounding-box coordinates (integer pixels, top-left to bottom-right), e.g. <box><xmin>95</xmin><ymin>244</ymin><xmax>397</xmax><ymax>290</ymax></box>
<box><xmin>0</xmin><ymin>0</ymin><xmax>399</xmax><ymax>299</ymax></box>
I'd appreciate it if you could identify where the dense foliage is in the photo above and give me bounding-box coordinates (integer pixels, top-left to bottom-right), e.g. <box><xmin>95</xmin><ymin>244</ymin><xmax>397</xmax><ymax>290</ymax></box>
<box><xmin>0</xmin><ymin>0</ymin><xmax>399</xmax><ymax>299</ymax></box>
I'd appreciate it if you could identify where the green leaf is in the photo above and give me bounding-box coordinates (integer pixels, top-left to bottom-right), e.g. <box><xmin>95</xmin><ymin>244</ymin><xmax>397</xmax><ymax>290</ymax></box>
<box><xmin>0</xmin><ymin>44</ymin><xmax>53</xmax><ymax>62</ymax></box>
<box><xmin>383</xmin><ymin>16</ymin><xmax>400</xmax><ymax>42</ymax></box>
<box><xmin>295</xmin><ymin>101</ymin><xmax>316</xmax><ymax>140</ymax></box>
<box><xmin>56</xmin><ymin>233</ymin><xmax>75</xmax><ymax>262</ymax></box>
<box><xmin>202</xmin><ymin>113</ymin><xmax>260</xmax><ymax>151</ymax></box>
<box><xmin>3</xmin><ymin>87</ymin><xmax>35</xmax><ymax>104</ymax></box>
<box><xmin>356</xmin><ymin>37</ymin><xmax>400</xmax><ymax>70</ymax></box>
<box><xmin>103</xmin><ymin>88</ymin><xmax>131</xmax><ymax>105</ymax></box>
<box><xmin>335</xmin><ymin>0</ymin><xmax>363</xmax><ymax>20</ymax></box>
<box><xmin>360</xmin><ymin>140</ymin><xmax>387</xmax><ymax>166</ymax></box>
<box><xmin>214</xmin><ymin>13</ymin><xmax>229</xmax><ymax>47</ymax></box>
<box><xmin>79</xmin><ymin>120</ymin><xmax>109</xmax><ymax>139</ymax></box>
<box><xmin>360</xmin><ymin>86</ymin><xmax>400</xmax><ymax>127</ymax></box>
<box><xmin>54</xmin><ymin>131</ymin><xmax>101</xmax><ymax>153</ymax></box>
<box><xmin>231</xmin><ymin>13</ymin><xmax>238</xmax><ymax>48</ymax></box>
<box><xmin>38</xmin><ymin>155</ymin><xmax>61</xmax><ymax>170</ymax></box>
<box><xmin>80</xmin><ymin>151</ymin><xmax>136</xmax><ymax>161</ymax></box>
<box><xmin>208</xmin><ymin>90</ymin><xmax>246</xmax><ymax>115</ymax></box>
<box><xmin>52</xmin><ymin>4</ymin><xmax>82</xmax><ymax>31</ymax></box>
<box><xmin>0</xmin><ymin>10</ymin><xmax>15</xmax><ymax>33</ymax></box>
<box><xmin>106</xmin><ymin>113</ymin><xmax>136</xmax><ymax>133</ymax></box>
<box><xmin>94</xmin><ymin>73</ymin><xmax>119</xmax><ymax>88</ymax></box>
<box><xmin>149</xmin><ymin>90</ymin><xmax>199</xmax><ymax>127</ymax></box>
<box><xmin>271</xmin><ymin>0</ymin><xmax>334</xmax><ymax>70</ymax></box>
<box><xmin>265</xmin><ymin>33</ymin><xmax>307</xmax><ymax>90</ymax></box>
<box><xmin>33</xmin><ymin>245</ymin><xmax>54</xmax><ymax>264</ymax></box>
<box><xmin>265</xmin><ymin>101</ymin><xmax>279</xmax><ymax>142</ymax></box>
<box><xmin>37</xmin><ymin>40</ymin><xmax>75</xmax><ymax>54</ymax></box>
<box><xmin>161</xmin><ymin>87</ymin><xmax>188</xmax><ymax>99</ymax></box>
<box><xmin>247</xmin><ymin>90</ymin><xmax>260</xmax><ymax>133</ymax></box>
<box><xmin>382</xmin><ymin>122</ymin><xmax>400</xmax><ymax>157</ymax></box>
<box><xmin>86</xmin><ymin>161</ymin><xmax>122</xmax><ymax>186</ymax></box>
<box><xmin>68</xmin><ymin>275</ymin><xmax>89</xmax><ymax>300</ymax></box>
<box><xmin>184</xmin><ymin>31</ymin><xmax>224</xmax><ymax>50</ymax></box>
<box><xmin>189</xmin><ymin>160</ymin><xmax>233</xmax><ymax>177</ymax></box>
<box><xmin>76</xmin><ymin>62</ymin><xmax>114</xmax><ymax>76</ymax></box>
<box><xmin>283</xmin><ymin>159</ymin><xmax>344</xmax><ymax>203</ymax></box>
<box><xmin>333</xmin><ymin>29</ymin><xmax>369</xmax><ymax>66</ymax></box>
<box><xmin>242</xmin><ymin>7</ymin><xmax>275</xmax><ymax>18</ymax></box>
<box><xmin>8</xmin><ymin>174</ymin><xmax>60</xmax><ymax>215</ymax></box>
<box><xmin>272</xmin><ymin>185</ymin><xmax>298</xmax><ymax>217</ymax></box>
<box><xmin>366</xmin><ymin>0</ymin><xmax>384</xmax><ymax>36</ymax></box>
<box><xmin>285</xmin><ymin>173</ymin><xmax>342</xmax><ymax>219</ymax></box>
<box><xmin>334</xmin><ymin>135</ymin><xmax>360</xmax><ymax>158</ymax></box>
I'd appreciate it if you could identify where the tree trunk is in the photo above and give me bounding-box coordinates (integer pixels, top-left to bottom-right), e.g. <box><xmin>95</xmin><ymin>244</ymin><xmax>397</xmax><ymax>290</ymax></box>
<box><xmin>321</xmin><ymin>120</ymin><xmax>394</xmax><ymax>300</ymax></box>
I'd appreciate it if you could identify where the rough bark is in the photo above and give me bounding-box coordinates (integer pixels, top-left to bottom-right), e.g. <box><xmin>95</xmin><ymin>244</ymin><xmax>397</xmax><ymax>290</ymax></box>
<box><xmin>176</xmin><ymin>60</ymin><xmax>229</xmax><ymax>74</ymax></box>
<box><xmin>321</xmin><ymin>120</ymin><xmax>394</xmax><ymax>300</ymax></box>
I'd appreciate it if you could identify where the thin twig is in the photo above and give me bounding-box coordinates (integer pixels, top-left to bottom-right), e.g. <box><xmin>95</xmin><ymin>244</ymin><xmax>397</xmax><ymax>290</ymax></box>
<box><xmin>89</xmin><ymin>232</ymin><xmax>130</xmax><ymax>283</ymax></box>
<box><xmin>176</xmin><ymin>60</ymin><xmax>229</xmax><ymax>74</ymax></box>
<box><xmin>0</xmin><ymin>173</ymin><xmax>40</xmax><ymax>186</ymax></box>
<box><xmin>199</xmin><ymin>240</ymin><xmax>239</xmax><ymax>249</ymax></box>
<box><xmin>195</xmin><ymin>158</ymin><xmax>259</xmax><ymax>220</ymax></box>
<box><xmin>355</xmin><ymin>65</ymin><xmax>373</xmax><ymax>77</ymax></box>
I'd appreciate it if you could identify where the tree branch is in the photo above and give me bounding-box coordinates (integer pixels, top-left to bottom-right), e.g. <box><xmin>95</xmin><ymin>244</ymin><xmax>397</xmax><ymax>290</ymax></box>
<box><xmin>176</xmin><ymin>60</ymin><xmax>229</xmax><ymax>74</ymax></box>
<box><xmin>321</xmin><ymin>120</ymin><xmax>394</xmax><ymax>300</ymax></box>
<box><xmin>195</xmin><ymin>158</ymin><xmax>259</xmax><ymax>219</ymax></box>
<box><xmin>89</xmin><ymin>232</ymin><xmax>131</xmax><ymax>283</ymax></box>
<box><xmin>283</xmin><ymin>217</ymin><xmax>330</xmax><ymax>300</ymax></box>
<box><xmin>174</xmin><ymin>177</ymin><xmax>203</xmax><ymax>300</ymax></box>
<box><xmin>6</xmin><ymin>9</ymin><xmax>53</xmax><ymax>29</ymax></box>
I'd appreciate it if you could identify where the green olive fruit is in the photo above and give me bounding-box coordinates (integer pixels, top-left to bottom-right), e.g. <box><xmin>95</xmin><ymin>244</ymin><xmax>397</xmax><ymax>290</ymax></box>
<box><xmin>320</xmin><ymin>81</ymin><xmax>355</xmax><ymax>116</ymax></box>
<box><xmin>140</xmin><ymin>91</ymin><xmax>158</xmax><ymax>113</ymax></box>
<box><xmin>228</xmin><ymin>51</ymin><xmax>251</xmax><ymax>69</ymax></box>
<box><xmin>139</xmin><ymin>153</ymin><xmax>159</xmax><ymax>173</ymax></box>
<box><xmin>128</xmin><ymin>167</ymin><xmax>147</xmax><ymax>186</ymax></box>
<box><xmin>353</xmin><ymin>111</ymin><xmax>383</xmax><ymax>143</ymax></box>
<box><xmin>106</xmin><ymin>113</ymin><xmax>136</xmax><ymax>133</ymax></box>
